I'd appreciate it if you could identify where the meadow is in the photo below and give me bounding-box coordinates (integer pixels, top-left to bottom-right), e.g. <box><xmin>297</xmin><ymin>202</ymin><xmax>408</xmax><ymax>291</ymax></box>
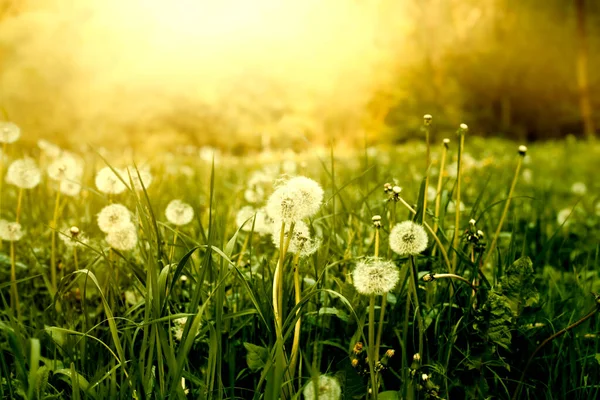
<box><xmin>0</xmin><ymin>120</ymin><xmax>599</xmax><ymax>400</ymax></box>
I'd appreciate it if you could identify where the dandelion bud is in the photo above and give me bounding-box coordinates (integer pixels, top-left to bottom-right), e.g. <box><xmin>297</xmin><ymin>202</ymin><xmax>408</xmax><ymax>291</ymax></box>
<box><xmin>518</xmin><ymin>145</ymin><xmax>527</xmax><ymax>156</ymax></box>
<box><xmin>351</xmin><ymin>358</ymin><xmax>359</xmax><ymax>367</ymax></box>
<box><xmin>443</xmin><ymin>138</ymin><xmax>450</xmax><ymax>147</ymax></box>
<box><xmin>352</xmin><ymin>257</ymin><xmax>400</xmax><ymax>295</ymax></box>
<box><xmin>413</xmin><ymin>353</ymin><xmax>421</xmax><ymax>361</ymax></box>
<box><xmin>0</xmin><ymin>122</ymin><xmax>21</xmax><ymax>144</ymax></box>
<box><xmin>60</xmin><ymin>225</ymin><xmax>88</xmax><ymax>247</ymax></box>
<box><xmin>423</xmin><ymin>114</ymin><xmax>433</xmax><ymax>125</ymax></box>
<box><xmin>70</xmin><ymin>226</ymin><xmax>80</xmax><ymax>237</ymax></box>
<box><xmin>385</xmin><ymin>349</ymin><xmax>395</xmax><ymax>358</ymax></box>
<box><xmin>372</xmin><ymin>215</ymin><xmax>382</xmax><ymax>228</ymax></box>
<box><xmin>302</xmin><ymin>375</ymin><xmax>342</xmax><ymax>400</ymax></box>
<box><xmin>469</xmin><ymin>219</ymin><xmax>476</xmax><ymax>226</ymax></box>
<box><xmin>422</xmin><ymin>273</ymin><xmax>435</xmax><ymax>282</ymax></box>
<box><xmin>383</xmin><ymin>182</ymin><xmax>392</xmax><ymax>193</ymax></box>
<box><xmin>422</xmin><ymin>373</ymin><xmax>429</xmax><ymax>381</ymax></box>
<box><xmin>353</xmin><ymin>342</ymin><xmax>364</xmax><ymax>354</ymax></box>
<box><xmin>390</xmin><ymin>221</ymin><xmax>428</xmax><ymax>256</ymax></box>
<box><xmin>459</xmin><ymin>123</ymin><xmax>468</xmax><ymax>131</ymax></box>
<box><xmin>392</xmin><ymin>186</ymin><xmax>402</xmax><ymax>194</ymax></box>
<box><xmin>165</xmin><ymin>200</ymin><xmax>194</xmax><ymax>226</ymax></box>
<box><xmin>477</xmin><ymin>230</ymin><xmax>484</xmax><ymax>237</ymax></box>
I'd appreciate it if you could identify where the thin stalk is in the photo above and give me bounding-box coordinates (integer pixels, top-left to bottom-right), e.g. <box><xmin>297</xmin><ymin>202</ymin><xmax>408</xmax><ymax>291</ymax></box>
<box><xmin>236</xmin><ymin>233</ymin><xmax>251</xmax><ymax>267</ymax></box>
<box><xmin>289</xmin><ymin>252</ymin><xmax>302</xmax><ymax>377</ymax></box>
<box><xmin>422</xmin><ymin>120</ymin><xmax>431</xmax><ymax>225</ymax></box>
<box><xmin>433</xmin><ymin>139</ymin><xmax>449</xmax><ymax>237</ymax></box>
<box><xmin>452</xmin><ymin>132</ymin><xmax>465</xmax><ymax>272</ymax></box>
<box><xmin>368</xmin><ymin>294</ymin><xmax>377</xmax><ymax>399</ymax></box>
<box><xmin>409</xmin><ymin>256</ymin><xmax>424</xmax><ymax>358</ymax></box>
<box><xmin>10</xmin><ymin>240</ymin><xmax>21</xmax><ymax>321</ymax></box>
<box><xmin>483</xmin><ymin>154</ymin><xmax>523</xmax><ymax>269</ymax></box>
<box><xmin>73</xmin><ymin>246</ymin><xmax>79</xmax><ymax>270</ymax></box>
<box><xmin>51</xmin><ymin>190</ymin><xmax>61</xmax><ymax>293</ymax></box>
<box><xmin>426</xmin><ymin>273</ymin><xmax>477</xmax><ymax>291</ymax></box>
<box><xmin>169</xmin><ymin>227</ymin><xmax>179</xmax><ymax>263</ymax></box>
<box><xmin>512</xmin><ymin>306</ymin><xmax>598</xmax><ymax>400</ymax></box>
<box><xmin>0</xmin><ymin>141</ymin><xmax>6</xmax><ymax>249</ymax></box>
<box><xmin>374</xmin><ymin>226</ymin><xmax>386</xmax><ymax>363</ymax></box>
<box><xmin>15</xmin><ymin>188</ymin><xmax>23</xmax><ymax>223</ymax></box>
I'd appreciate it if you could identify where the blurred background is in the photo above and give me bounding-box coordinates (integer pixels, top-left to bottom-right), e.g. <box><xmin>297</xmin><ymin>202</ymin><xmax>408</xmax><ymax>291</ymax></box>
<box><xmin>0</xmin><ymin>0</ymin><xmax>598</xmax><ymax>152</ymax></box>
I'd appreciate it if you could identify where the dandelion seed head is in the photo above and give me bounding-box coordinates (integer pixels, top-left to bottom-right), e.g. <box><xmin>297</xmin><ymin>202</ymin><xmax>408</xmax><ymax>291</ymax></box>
<box><xmin>6</xmin><ymin>158</ymin><xmax>41</xmax><ymax>189</ymax></box>
<box><xmin>518</xmin><ymin>145</ymin><xmax>528</xmax><ymax>156</ymax></box>
<box><xmin>97</xmin><ymin>204</ymin><xmax>132</xmax><ymax>233</ymax></box>
<box><xmin>0</xmin><ymin>220</ymin><xmax>24</xmax><ymax>241</ymax></box>
<box><xmin>95</xmin><ymin>167</ymin><xmax>127</xmax><ymax>195</ymax></box>
<box><xmin>389</xmin><ymin>221</ymin><xmax>428</xmax><ymax>256</ymax></box>
<box><xmin>236</xmin><ymin>206</ymin><xmax>273</xmax><ymax>235</ymax></box>
<box><xmin>302</xmin><ymin>375</ymin><xmax>341</xmax><ymax>400</ymax></box>
<box><xmin>60</xmin><ymin>180</ymin><xmax>82</xmax><ymax>197</ymax></box>
<box><xmin>47</xmin><ymin>153</ymin><xmax>82</xmax><ymax>181</ymax></box>
<box><xmin>106</xmin><ymin>223</ymin><xmax>138</xmax><ymax>251</ymax></box>
<box><xmin>571</xmin><ymin>182</ymin><xmax>587</xmax><ymax>196</ymax></box>
<box><xmin>352</xmin><ymin>257</ymin><xmax>400</xmax><ymax>295</ymax></box>
<box><xmin>127</xmin><ymin>166</ymin><xmax>153</xmax><ymax>191</ymax></box>
<box><xmin>272</xmin><ymin>220</ymin><xmax>320</xmax><ymax>256</ymax></box>
<box><xmin>59</xmin><ymin>225</ymin><xmax>89</xmax><ymax>247</ymax></box>
<box><xmin>0</xmin><ymin>122</ymin><xmax>21</xmax><ymax>144</ymax></box>
<box><xmin>37</xmin><ymin>139</ymin><xmax>62</xmax><ymax>158</ymax></box>
<box><xmin>556</xmin><ymin>208</ymin><xmax>573</xmax><ymax>226</ymax></box>
<box><xmin>165</xmin><ymin>200</ymin><xmax>194</xmax><ymax>226</ymax></box>
<box><xmin>266</xmin><ymin>176</ymin><xmax>323</xmax><ymax>223</ymax></box>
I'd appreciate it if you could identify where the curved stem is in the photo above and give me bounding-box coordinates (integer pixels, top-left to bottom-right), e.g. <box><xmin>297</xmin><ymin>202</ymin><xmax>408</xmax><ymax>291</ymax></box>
<box><xmin>368</xmin><ymin>294</ymin><xmax>378</xmax><ymax>399</ymax></box>
<box><xmin>452</xmin><ymin>133</ymin><xmax>465</xmax><ymax>272</ymax></box>
<box><xmin>433</xmin><ymin>141</ymin><xmax>448</xmax><ymax>237</ymax></box>
<box><xmin>410</xmin><ymin>256</ymin><xmax>424</xmax><ymax>358</ymax></box>
<box><xmin>426</xmin><ymin>273</ymin><xmax>477</xmax><ymax>291</ymax></box>
<box><xmin>10</xmin><ymin>241</ymin><xmax>21</xmax><ymax>321</ymax></box>
<box><xmin>51</xmin><ymin>190</ymin><xmax>61</xmax><ymax>293</ymax></box>
<box><xmin>289</xmin><ymin>253</ymin><xmax>302</xmax><ymax>378</ymax></box>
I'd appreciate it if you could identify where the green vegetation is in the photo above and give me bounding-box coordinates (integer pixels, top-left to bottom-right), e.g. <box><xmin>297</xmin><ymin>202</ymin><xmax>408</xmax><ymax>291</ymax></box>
<box><xmin>0</xmin><ymin>121</ymin><xmax>599</xmax><ymax>399</ymax></box>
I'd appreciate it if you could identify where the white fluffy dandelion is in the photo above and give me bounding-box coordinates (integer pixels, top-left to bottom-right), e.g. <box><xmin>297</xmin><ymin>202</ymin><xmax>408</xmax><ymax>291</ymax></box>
<box><xmin>266</xmin><ymin>176</ymin><xmax>323</xmax><ymax>223</ymax></box>
<box><xmin>165</xmin><ymin>200</ymin><xmax>194</xmax><ymax>226</ymax></box>
<box><xmin>97</xmin><ymin>204</ymin><xmax>132</xmax><ymax>233</ymax></box>
<box><xmin>127</xmin><ymin>166</ymin><xmax>153</xmax><ymax>191</ymax></box>
<box><xmin>352</xmin><ymin>257</ymin><xmax>400</xmax><ymax>295</ymax></box>
<box><xmin>272</xmin><ymin>220</ymin><xmax>320</xmax><ymax>257</ymax></box>
<box><xmin>37</xmin><ymin>139</ymin><xmax>62</xmax><ymax>158</ymax></box>
<box><xmin>571</xmin><ymin>182</ymin><xmax>587</xmax><ymax>196</ymax></box>
<box><xmin>0</xmin><ymin>220</ymin><xmax>24</xmax><ymax>241</ymax></box>
<box><xmin>236</xmin><ymin>206</ymin><xmax>274</xmax><ymax>235</ymax></box>
<box><xmin>59</xmin><ymin>180</ymin><xmax>82</xmax><ymax>197</ymax></box>
<box><xmin>6</xmin><ymin>158</ymin><xmax>41</xmax><ymax>189</ymax></box>
<box><xmin>106</xmin><ymin>223</ymin><xmax>138</xmax><ymax>251</ymax></box>
<box><xmin>0</xmin><ymin>122</ymin><xmax>21</xmax><ymax>144</ymax></box>
<box><xmin>390</xmin><ymin>221</ymin><xmax>429</xmax><ymax>256</ymax></box>
<box><xmin>47</xmin><ymin>153</ymin><xmax>83</xmax><ymax>181</ymax></box>
<box><xmin>95</xmin><ymin>166</ymin><xmax>127</xmax><ymax>195</ymax></box>
<box><xmin>302</xmin><ymin>375</ymin><xmax>342</xmax><ymax>400</ymax></box>
<box><xmin>556</xmin><ymin>208</ymin><xmax>573</xmax><ymax>226</ymax></box>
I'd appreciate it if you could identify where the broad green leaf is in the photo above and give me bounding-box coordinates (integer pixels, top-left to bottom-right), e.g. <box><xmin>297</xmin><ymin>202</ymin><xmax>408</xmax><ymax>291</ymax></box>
<box><xmin>244</xmin><ymin>342</ymin><xmax>269</xmax><ymax>373</ymax></box>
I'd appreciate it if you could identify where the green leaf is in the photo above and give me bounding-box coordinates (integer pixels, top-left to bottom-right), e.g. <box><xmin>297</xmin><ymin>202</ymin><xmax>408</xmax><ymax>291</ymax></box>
<box><xmin>244</xmin><ymin>343</ymin><xmax>269</xmax><ymax>373</ymax></box>
<box><xmin>474</xmin><ymin>290</ymin><xmax>513</xmax><ymax>350</ymax></box>
<box><xmin>500</xmin><ymin>256</ymin><xmax>539</xmax><ymax>314</ymax></box>
<box><xmin>378</xmin><ymin>391</ymin><xmax>400</xmax><ymax>400</ymax></box>
<box><xmin>595</xmin><ymin>354</ymin><xmax>600</xmax><ymax>365</ymax></box>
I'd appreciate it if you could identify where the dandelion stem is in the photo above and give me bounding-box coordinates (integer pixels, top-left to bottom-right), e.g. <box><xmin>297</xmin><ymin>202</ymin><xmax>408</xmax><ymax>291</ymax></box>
<box><xmin>10</xmin><ymin>240</ymin><xmax>21</xmax><ymax>321</ymax></box>
<box><xmin>452</xmin><ymin>131</ymin><xmax>465</xmax><ymax>272</ymax></box>
<box><xmin>433</xmin><ymin>139</ymin><xmax>449</xmax><ymax>237</ymax></box>
<box><xmin>169</xmin><ymin>227</ymin><xmax>179</xmax><ymax>263</ymax></box>
<box><xmin>51</xmin><ymin>189</ymin><xmax>61</xmax><ymax>293</ymax></box>
<box><xmin>422</xmin><ymin>121</ymin><xmax>431</xmax><ymax>225</ymax></box>
<box><xmin>15</xmin><ymin>188</ymin><xmax>23</xmax><ymax>223</ymax></box>
<box><xmin>289</xmin><ymin>252</ymin><xmax>302</xmax><ymax>378</ymax></box>
<box><xmin>483</xmin><ymin>154</ymin><xmax>523</xmax><ymax>270</ymax></box>
<box><xmin>374</xmin><ymin>227</ymin><xmax>386</xmax><ymax>365</ymax></box>
<box><xmin>368</xmin><ymin>294</ymin><xmax>378</xmax><ymax>399</ymax></box>
<box><xmin>236</xmin><ymin>233</ymin><xmax>251</xmax><ymax>267</ymax></box>
<box><xmin>425</xmin><ymin>273</ymin><xmax>477</xmax><ymax>291</ymax></box>
<box><xmin>409</xmin><ymin>256</ymin><xmax>424</xmax><ymax>359</ymax></box>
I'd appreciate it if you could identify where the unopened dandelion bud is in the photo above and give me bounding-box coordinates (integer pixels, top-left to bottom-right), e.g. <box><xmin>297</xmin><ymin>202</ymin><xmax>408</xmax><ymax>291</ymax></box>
<box><xmin>518</xmin><ymin>145</ymin><xmax>528</xmax><ymax>156</ymax></box>
<box><xmin>422</xmin><ymin>373</ymin><xmax>429</xmax><ymax>381</ymax></box>
<box><xmin>469</xmin><ymin>219</ymin><xmax>476</xmax><ymax>226</ymax></box>
<box><xmin>351</xmin><ymin>358</ymin><xmax>359</xmax><ymax>367</ymax></box>
<box><xmin>383</xmin><ymin>182</ymin><xmax>392</xmax><ymax>193</ymax></box>
<box><xmin>422</xmin><ymin>273</ymin><xmax>435</xmax><ymax>282</ymax></box>
<box><xmin>443</xmin><ymin>138</ymin><xmax>450</xmax><ymax>147</ymax></box>
<box><xmin>477</xmin><ymin>230</ymin><xmax>484</xmax><ymax>237</ymax></box>
<box><xmin>385</xmin><ymin>349</ymin><xmax>395</xmax><ymax>358</ymax></box>
<box><xmin>70</xmin><ymin>226</ymin><xmax>80</xmax><ymax>237</ymax></box>
<box><xmin>423</xmin><ymin>114</ymin><xmax>433</xmax><ymax>125</ymax></box>
<box><xmin>413</xmin><ymin>353</ymin><xmax>421</xmax><ymax>362</ymax></box>
<box><xmin>353</xmin><ymin>342</ymin><xmax>364</xmax><ymax>354</ymax></box>
<box><xmin>372</xmin><ymin>215</ymin><xmax>382</xmax><ymax>228</ymax></box>
<box><xmin>392</xmin><ymin>186</ymin><xmax>402</xmax><ymax>195</ymax></box>
<box><xmin>459</xmin><ymin>123</ymin><xmax>468</xmax><ymax>131</ymax></box>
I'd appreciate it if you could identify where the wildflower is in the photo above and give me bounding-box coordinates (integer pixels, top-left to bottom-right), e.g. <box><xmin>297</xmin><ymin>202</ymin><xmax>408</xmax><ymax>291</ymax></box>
<box><xmin>390</xmin><ymin>221</ymin><xmax>428</xmax><ymax>256</ymax></box>
<box><xmin>352</xmin><ymin>258</ymin><xmax>400</xmax><ymax>295</ymax></box>
<box><xmin>518</xmin><ymin>145</ymin><xmax>527</xmax><ymax>156</ymax></box>
<box><xmin>236</xmin><ymin>206</ymin><xmax>273</xmax><ymax>235</ymax></box>
<box><xmin>443</xmin><ymin>138</ymin><xmax>450</xmax><ymax>147</ymax></box>
<box><xmin>571</xmin><ymin>182</ymin><xmax>587</xmax><ymax>196</ymax></box>
<box><xmin>0</xmin><ymin>220</ymin><xmax>24</xmax><ymax>241</ymax></box>
<box><xmin>106</xmin><ymin>223</ymin><xmax>138</xmax><ymax>251</ymax></box>
<box><xmin>423</xmin><ymin>114</ymin><xmax>433</xmax><ymax>125</ymax></box>
<box><xmin>302</xmin><ymin>375</ymin><xmax>341</xmax><ymax>400</ymax></box>
<box><xmin>127</xmin><ymin>166</ymin><xmax>153</xmax><ymax>191</ymax></box>
<box><xmin>6</xmin><ymin>158</ymin><xmax>41</xmax><ymax>189</ymax></box>
<box><xmin>266</xmin><ymin>176</ymin><xmax>323</xmax><ymax>223</ymax></box>
<box><xmin>0</xmin><ymin>121</ymin><xmax>20</xmax><ymax>143</ymax></box>
<box><xmin>97</xmin><ymin>204</ymin><xmax>132</xmax><ymax>233</ymax></box>
<box><xmin>37</xmin><ymin>139</ymin><xmax>62</xmax><ymax>158</ymax></box>
<box><xmin>165</xmin><ymin>200</ymin><xmax>194</xmax><ymax>226</ymax></box>
<box><xmin>556</xmin><ymin>208</ymin><xmax>573</xmax><ymax>226</ymax></box>
<box><xmin>95</xmin><ymin>166</ymin><xmax>126</xmax><ymax>195</ymax></box>
<box><xmin>272</xmin><ymin>220</ymin><xmax>320</xmax><ymax>256</ymax></box>
<box><xmin>59</xmin><ymin>226</ymin><xmax>88</xmax><ymax>247</ymax></box>
<box><xmin>372</xmin><ymin>215</ymin><xmax>382</xmax><ymax>228</ymax></box>
<box><xmin>60</xmin><ymin>180</ymin><xmax>82</xmax><ymax>197</ymax></box>
<box><xmin>172</xmin><ymin>316</ymin><xmax>201</xmax><ymax>341</ymax></box>
<box><xmin>47</xmin><ymin>153</ymin><xmax>82</xmax><ymax>181</ymax></box>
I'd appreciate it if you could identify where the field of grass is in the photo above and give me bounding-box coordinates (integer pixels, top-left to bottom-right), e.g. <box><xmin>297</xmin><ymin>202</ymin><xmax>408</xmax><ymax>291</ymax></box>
<box><xmin>0</xmin><ymin>122</ymin><xmax>599</xmax><ymax>399</ymax></box>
